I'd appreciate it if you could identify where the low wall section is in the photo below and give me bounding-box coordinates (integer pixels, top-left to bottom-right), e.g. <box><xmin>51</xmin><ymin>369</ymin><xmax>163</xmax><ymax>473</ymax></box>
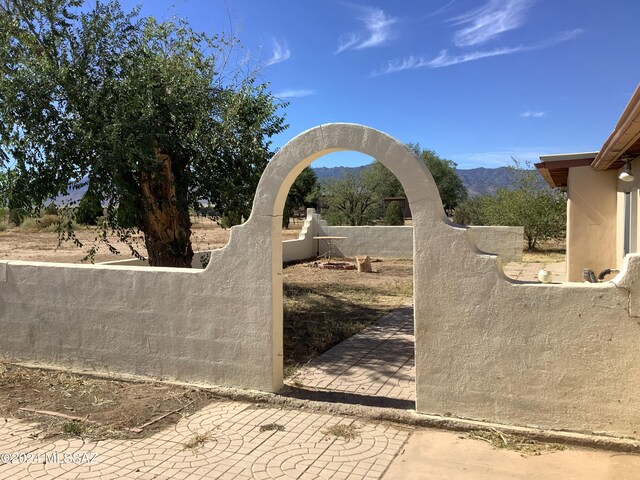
<box><xmin>282</xmin><ymin>210</ymin><xmax>523</xmax><ymax>263</ymax></box>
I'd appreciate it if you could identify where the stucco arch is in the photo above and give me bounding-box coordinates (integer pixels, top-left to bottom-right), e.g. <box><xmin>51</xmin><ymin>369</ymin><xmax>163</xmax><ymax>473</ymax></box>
<box><xmin>242</xmin><ymin>123</ymin><xmax>455</xmax><ymax>395</ymax></box>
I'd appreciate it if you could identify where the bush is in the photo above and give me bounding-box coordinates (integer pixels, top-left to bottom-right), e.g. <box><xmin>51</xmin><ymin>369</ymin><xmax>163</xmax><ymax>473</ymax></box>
<box><xmin>8</xmin><ymin>208</ymin><xmax>25</xmax><ymax>226</ymax></box>
<box><xmin>42</xmin><ymin>202</ymin><xmax>58</xmax><ymax>215</ymax></box>
<box><xmin>384</xmin><ymin>201</ymin><xmax>404</xmax><ymax>225</ymax></box>
<box><xmin>76</xmin><ymin>193</ymin><xmax>104</xmax><ymax>225</ymax></box>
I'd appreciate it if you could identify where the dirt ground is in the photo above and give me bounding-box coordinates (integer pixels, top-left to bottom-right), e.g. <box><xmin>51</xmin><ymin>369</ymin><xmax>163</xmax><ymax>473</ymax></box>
<box><xmin>0</xmin><ymin>362</ymin><xmax>220</xmax><ymax>440</ymax></box>
<box><xmin>0</xmin><ymin>215</ymin><xmax>304</xmax><ymax>264</ymax></box>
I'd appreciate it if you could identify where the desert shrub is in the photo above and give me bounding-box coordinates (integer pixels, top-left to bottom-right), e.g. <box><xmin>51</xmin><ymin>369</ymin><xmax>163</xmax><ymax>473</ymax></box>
<box><xmin>384</xmin><ymin>201</ymin><xmax>404</xmax><ymax>225</ymax></box>
<box><xmin>8</xmin><ymin>208</ymin><xmax>25</xmax><ymax>226</ymax></box>
<box><xmin>76</xmin><ymin>193</ymin><xmax>104</xmax><ymax>225</ymax></box>
<box><xmin>38</xmin><ymin>214</ymin><xmax>60</xmax><ymax>228</ymax></box>
<box><xmin>0</xmin><ymin>223</ymin><xmax>7</xmax><ymax>232</ymax></box>
<box><xmin>42</xmin><ymin>202</ymin><xmax>58</xmax><ymax>215</ymax></box>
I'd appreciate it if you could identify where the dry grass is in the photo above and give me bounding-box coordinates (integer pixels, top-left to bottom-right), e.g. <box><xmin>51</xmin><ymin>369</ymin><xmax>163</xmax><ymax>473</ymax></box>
<box><xmin>322</xmin><ymin>423</ymin><xmax>360</xmax><ymax>441</ymax></box>
<box><xmin>259</xmin><ymin>423</ymin><xmax>285</xmax><ymax>432</ymax></box>
<box><xmin>182</xmin><ymin>431</ymin><xmax>214</xmax><ymax>450</ymax></box>
<box><xmin>0</xmin><ymin>362</ymin><xmax>217</xmax><ymax>440</ymax></box>
<box><xmin>283</xmin><ymin>258</ymin><xmax>413</xmax><ymax>371</ymax></box>
<box><xmin>468</xmin><ymin>428</ymin><xmax>567</xmax><ymax>456</ymax></box>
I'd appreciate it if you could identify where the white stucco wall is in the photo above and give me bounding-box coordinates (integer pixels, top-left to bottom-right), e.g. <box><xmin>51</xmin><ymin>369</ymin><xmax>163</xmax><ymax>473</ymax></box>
<box><xmin>282</xmin><ymin>211</ymin><xmax>523</xmax><ymax>262</ymax></box>
<box><xmin>1</xmin><ymin>123</ymin><xmax>639</xmax><ymax>439</ymax></box>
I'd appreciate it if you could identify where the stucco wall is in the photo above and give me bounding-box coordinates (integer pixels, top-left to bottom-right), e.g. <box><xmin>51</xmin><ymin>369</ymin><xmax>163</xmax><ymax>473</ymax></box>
<box><xmin>566</xmin><ymin>166</ymin><xmax>618</xmax><ymax>282</ymax></box>
<box><xmin>0</xmin><ymin>218</ymin><xmax>281</xmax><ymax>392</ymax></box>
<box><xmin>1</xmin><ymin>123</ymin><xmax>639</xmax><ymax>439</ymax></box>
<box><xmin>283</xmin><ymin>211</ymin><xmax>523</xmax><ymax>262</ymax></box>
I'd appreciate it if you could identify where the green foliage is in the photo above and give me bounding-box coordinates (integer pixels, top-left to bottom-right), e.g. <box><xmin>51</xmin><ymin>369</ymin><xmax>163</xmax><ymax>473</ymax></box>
<box><xmin>283</xmin><ymin>167</ymin><xmax>319</xmax><ymax>228</ymax></box>
<box><xmin>453</xmin><ymin>160</ymin><xmax>566</xmax><ymax>250</ymax></box>
<box><xmin>407</xmin><ymin>144</ymin><xmax>468</xmax><ymax>215</ymax></box>
<box><xmin>76</xmin><ymin>192</ymin><xmax>103</xmax><ymax>225</ymax></box>
<box><xmin>323</xmin><ymin>171</ymin><xmax>386</xmax><ymax>226</ymax></box>
<box><xmin>43</xmin><ymin>202</ymin><xmax>58</xmax><ymax>216</ymax></box>
<box><xmin>383</xmin><ymin>201</ymin><xmax>404</xmax><ymax>225</ymax></box>
<box><xmin>8</xmin><ymin>208</ymin><xmax>25</xmax><ymax>227</ymax></box>
<box><xmin>0</xmin><ymin>0</ymin><xmax>286</xmax><ymax>266</ymax></box>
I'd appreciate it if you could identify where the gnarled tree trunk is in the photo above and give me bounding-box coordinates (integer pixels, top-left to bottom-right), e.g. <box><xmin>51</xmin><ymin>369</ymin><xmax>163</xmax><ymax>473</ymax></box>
<box><xmin>140</xmin><ymin>146</ymin><xmax>194</xmax><ymax>268</ymax></box>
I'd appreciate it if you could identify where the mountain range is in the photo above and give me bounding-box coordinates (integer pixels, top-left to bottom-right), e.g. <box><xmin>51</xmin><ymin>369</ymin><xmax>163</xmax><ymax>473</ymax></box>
<box><xmin>57</xmin><ymin>165</ymin><xmax>528</xmax><ymax>205</ymax></box>
<box><xmin>314</xmin><ymin>165</ymin><xmax>520</xmax><ymax>197</ymax></box>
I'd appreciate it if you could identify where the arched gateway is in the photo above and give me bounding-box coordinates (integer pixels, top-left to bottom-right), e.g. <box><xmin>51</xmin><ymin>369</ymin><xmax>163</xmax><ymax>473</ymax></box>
<box><xmin>247</xmin><ymin>123</ymin><xmax>447</xmax><ymax>395</ymax></box>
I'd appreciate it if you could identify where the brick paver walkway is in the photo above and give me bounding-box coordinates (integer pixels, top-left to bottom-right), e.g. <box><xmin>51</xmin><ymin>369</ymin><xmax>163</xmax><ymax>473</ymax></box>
<box><xmin>286</xmin><ymin>307</ymin><xmax>415</xmax><ymax>406</ymax></box>
<box><xmin>0</xmin><ymin>401</ymin><xmax>410</xmax><ymax>479</ymax></box>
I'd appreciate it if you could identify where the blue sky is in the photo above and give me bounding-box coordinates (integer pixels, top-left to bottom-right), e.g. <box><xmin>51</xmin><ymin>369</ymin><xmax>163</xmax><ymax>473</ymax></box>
<box><xmin>122</xmin><ymin>0</ymin><xmax>640</xmax><ymax>169</ymax></box>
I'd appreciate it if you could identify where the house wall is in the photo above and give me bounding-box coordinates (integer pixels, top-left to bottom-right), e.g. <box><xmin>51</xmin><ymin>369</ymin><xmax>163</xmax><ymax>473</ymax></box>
<box><xmin>616</xmin><ymin>157</ymin><xmax>640</xmax><ymax>266</ymax></box>
<box><xmin>1</xmin><ymin>124</ymin><xmax>639</xmax><ymax>440</ymax></box>
<box><xmin>566</xmin><ymin>166</ymin><xmax>618</xmax><ymax>281</ymax></box>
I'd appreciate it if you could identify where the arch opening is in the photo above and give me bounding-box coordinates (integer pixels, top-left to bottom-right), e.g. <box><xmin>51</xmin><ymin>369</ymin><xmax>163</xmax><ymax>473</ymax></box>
<box><xmin>280</xmin><ymin>151</ymin><xmax>416</xmax><ymax>408</ymax></box>
<box><xmin>252</xmin><ymin>124</ymin><xmax>445</xmax><ymax>404</ymax></box>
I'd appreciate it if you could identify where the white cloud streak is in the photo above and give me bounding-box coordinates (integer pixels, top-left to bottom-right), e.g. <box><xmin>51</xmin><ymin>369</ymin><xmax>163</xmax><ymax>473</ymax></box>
<box><xmin>264</xmin><ymin>38</ymin><xmax>291</xmax><ymax>66</ymax></box>
<box><xmin>372</xmin><ymin>28</ymin><xmax>584</xmax><ymax>75</ymax></box>
<box><xmin>450</xmin><ymin>0</ymin><xmax>532</xmax><ymax>47</ymax></box>
<box><xmin>429</xmin><ymin>0</ymin><xmax>457</xmax><ymax>18</ymax></box>
<box><xmin>520</xmin><ymin>111</ymin><xmax>545</xmax><ymax>118</ymax></box>
<box><xmin>273</xmin><ymin>89</ymin><xmax>316</xmax><ymax>99</ymax></box>
<box><xmin>336</xmin><ymin>6</ymin><xmax>397</xmax><ymax>54</ymax></box>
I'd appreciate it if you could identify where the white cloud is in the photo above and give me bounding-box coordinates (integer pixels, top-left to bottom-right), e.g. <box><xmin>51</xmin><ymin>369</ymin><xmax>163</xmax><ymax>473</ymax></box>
<box><xmin>426</xmin><ymin>46</ymin><xmax>523</xmax><ymax>68</ymax></box>
<box><xmin>520</xmin><ymin>111</ymin><xmax>545</xmax><ymax>118</ymax></box>
<box><xmin>273</xmin><ymin>89</ymin><xmax>316</xmax><ymax>99</ymax></box>
<box><xmin>336</xmin><ymin>6</ymin><xmax>397</xmax><ymax>54</ymax></box>
<box><xmin>372</xmin><ymin>46</ymin><xmax>521</xmax><ymax>75</ymax></box>
<box><xmin>372</xmin><ymin>28</ymin><xmax>584</xmax><ymax>75</ymax></box>
<box><xmin>264</xmin><ymin>38</ymin><xmax>291</xmax><ymax>66</ymax></box>
<box><xmin>450</xmin><ymin>0</ymin><xmax>532</xmax><ymax>47</ymax></box>
<box><xmin>429</xmin><ymin>0</ymin><xmax>457</xmax><ymax>18</ymax></box>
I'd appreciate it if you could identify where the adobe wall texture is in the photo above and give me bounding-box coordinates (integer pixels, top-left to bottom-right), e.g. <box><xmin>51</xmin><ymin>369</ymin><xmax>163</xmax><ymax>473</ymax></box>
<box><xmin>1</xmin><ymin>123</ymin><xmax>639</xmax><ymax>439</ymax></box>
<box><xmin>282</xmin><ymin>210</ymin><xmax>523</xmax><ymax>262</ymax></box>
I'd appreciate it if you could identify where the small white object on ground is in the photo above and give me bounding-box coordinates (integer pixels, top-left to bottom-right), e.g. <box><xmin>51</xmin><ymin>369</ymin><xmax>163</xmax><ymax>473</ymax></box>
<box><xmin>538</xmin><ymin>269</ymin><xmax>553</xmax><ymax>283</ymax></box>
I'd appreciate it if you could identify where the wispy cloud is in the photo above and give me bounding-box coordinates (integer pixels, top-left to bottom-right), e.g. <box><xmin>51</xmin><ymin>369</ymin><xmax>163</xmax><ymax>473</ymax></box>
<box><xmin>264</xmin><ymin>38</ymin><xmax>291</xmax><ymax>66</ymax></box>
<box><xmin>336</xmin><ymin>6</ymin><xmax>397</xmax><ymax>54</ymax></box>
<box><xmin>520</xmin><ymin>111</ymin><xmax>545</xmax><ymax>118</ymax></box>
<box><xmin>273</xmin><ymin>89</ymin><xmax>316</xmax><ymax>99</ymax></box>
<box><xmin>372</xmin><ymin>46</ymin><xmax>521</xmax><ymax>75</ymax></box>
<box><xmin>372</xmin><ymin>28</ymin><xmax>584</xmax><ymax>75</ymax></box>
<box><xmin>430</xmin><ymin>0</ymin><xmax>457</xmax><ymax>18</ymax></box>
<box><xmin>450</xmin><ymin>0</ymin><xmax>532</xmax><ymax>47</ymax></box>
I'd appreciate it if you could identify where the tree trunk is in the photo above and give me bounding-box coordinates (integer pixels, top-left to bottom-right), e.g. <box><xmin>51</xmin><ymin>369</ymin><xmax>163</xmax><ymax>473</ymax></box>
<box><xmin>139</xmin><ymin>146</ymin><xmax>194</xmax><ymax>268</ymax></box>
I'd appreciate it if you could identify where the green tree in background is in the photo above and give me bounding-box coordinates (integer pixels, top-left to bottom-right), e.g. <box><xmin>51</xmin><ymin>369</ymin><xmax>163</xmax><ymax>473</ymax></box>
<box><xmin>407</xmin><ymin>144</ymin><xmax>468</xmax><ymax>215</ymax></box>
<box><xmin>0</xmin><ymin>0</ymin><xmax>286</xmax><ymax>266</ymax></box>
<box><xmin>383</xmin><ymin>201</ymin><xmax>404</xmax><ymax>225</ymax></box>
<box><xmin>283</xmin><ymin>167</ymin><xmax>319</xmax><ymax>228</ymax></box>
<box><xmin>453</xmin><ymin>160</ymin><xmax>566</xmax><ymax>250</ymax></box>
<box><xmin>76</xmin><ymin>191</ymin><xmax>104</xmax><ymax>226</ymax></box>
<box><xmin>323</xmin><ymin>172</ymin><xmax>384</xmax><ymax>226</ymax></box>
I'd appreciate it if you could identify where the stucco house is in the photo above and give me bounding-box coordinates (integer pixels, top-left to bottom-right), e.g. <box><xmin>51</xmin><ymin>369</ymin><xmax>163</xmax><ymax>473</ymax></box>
<box><xmin>535</xmin><ymin>84</ymin><xmax>640</xmax><ymax>282</ymax></box>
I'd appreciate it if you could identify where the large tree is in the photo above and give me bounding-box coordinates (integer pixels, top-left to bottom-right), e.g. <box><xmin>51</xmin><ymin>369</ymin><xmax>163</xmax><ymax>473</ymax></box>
<box><xmin>0</xmin><ymin>0</ymin><xmax>286</xmax><ymax>267</ymax></box>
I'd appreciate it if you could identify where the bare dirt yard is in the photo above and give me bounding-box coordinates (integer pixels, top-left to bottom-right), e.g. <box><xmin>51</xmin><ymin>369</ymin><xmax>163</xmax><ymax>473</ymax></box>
<box><xmin>0</xmin><ymin>219</ymin><xmax>413</xmax><ymax>440</ymax></box>
<box><xmin>0</xmin><ymin>215</ymin><xmax>303</xmax><ymax>264</ymax></box>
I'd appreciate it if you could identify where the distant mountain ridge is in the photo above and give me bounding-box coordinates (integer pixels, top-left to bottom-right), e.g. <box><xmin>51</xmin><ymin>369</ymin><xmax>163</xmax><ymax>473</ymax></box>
<box><xmin>313</xmin><ymin>165</ymin><xmax>521</xmax><ymax>197</ymax></box>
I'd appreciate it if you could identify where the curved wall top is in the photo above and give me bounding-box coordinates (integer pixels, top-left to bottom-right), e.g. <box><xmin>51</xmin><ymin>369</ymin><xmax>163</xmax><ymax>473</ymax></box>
<box><xmin>249</xmin><ymin>123</ymin><xmax>446</xmax><ymax>224</ymax></box>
